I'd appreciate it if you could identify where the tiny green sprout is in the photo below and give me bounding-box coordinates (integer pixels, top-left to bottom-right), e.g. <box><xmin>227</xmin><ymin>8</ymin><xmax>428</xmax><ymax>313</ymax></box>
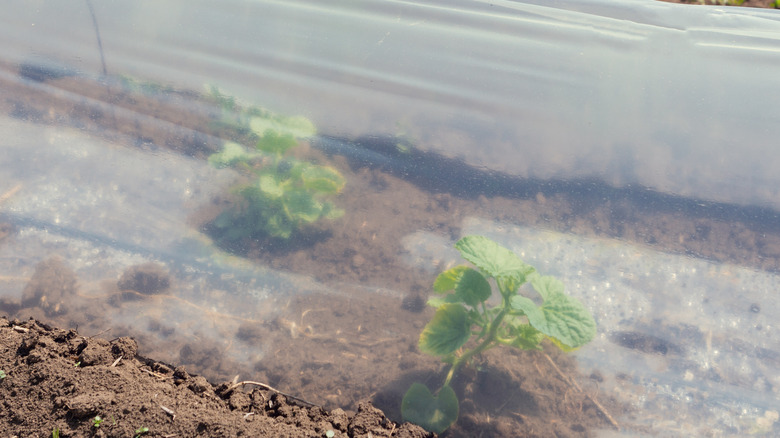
<box><xmin>73</xmin><ymin>361</ymin><xmax>81</xmax><ymax>367</ymax></box>
<box><xmin>0</xmin><ymin>370</ymin><xmax>6</xmax><ymax>379</ymax></box>
<box><xmin>91</xmin><ymin>415</ymin><xmax>104</xmax><ymax>428</ymax></box>
<box><xmin>402</xmin><ymin>235</ymin><xmax>596</xmax><ymax>433</ymax></box>
<box><xmin>325</xmin><ymin>430</ymin><xmax>335</xmax><ymax>438</ymax></box>
<box><xmin>134</xmin><ymin>426</ymin><xmax>150</xmax><ymax>438</ymax></box>
<box><xmin>52</xmin><ymin>426</ymin><xmax>60</xmax><ymax>438</ymax></box>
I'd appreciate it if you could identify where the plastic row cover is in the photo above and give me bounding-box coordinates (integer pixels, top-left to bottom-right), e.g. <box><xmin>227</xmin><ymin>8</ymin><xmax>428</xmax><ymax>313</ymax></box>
<box><xmin>2</xmin><ymin>0</ymin><xmax>780</xmax><ymax>209</ymax></box>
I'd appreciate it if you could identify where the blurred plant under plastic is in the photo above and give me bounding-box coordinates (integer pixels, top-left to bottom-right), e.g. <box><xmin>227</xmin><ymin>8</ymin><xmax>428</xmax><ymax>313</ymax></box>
<box><xmin>207</xmin><ymin>87</ymin><xmax>345</xmax><ymax>244</ymax></box>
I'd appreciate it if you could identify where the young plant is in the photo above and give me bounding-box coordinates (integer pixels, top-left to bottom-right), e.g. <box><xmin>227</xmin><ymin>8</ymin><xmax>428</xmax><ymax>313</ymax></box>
<box><xmin>207</xmin><ymin>90</ymin><xmax>345</xmax><ymax>243</ymax></box>
<box><xmin>402</xmin><ymin>235</ymin><xmax>597</xmax><ymax>433</ymax></box>
<box><xmin>91</xmin><ymin>415</ymin><xmax>104</xmax><ymax>428</ymax></box>
<box><xmin>134</xmin><ymin>426</ymin><xmax>150</xmax><ymax>438</ymax></box>
<box><xmin>206</xmin><ymin>86</ymin><xmax>318</xmax><ymax>146</ymax></box>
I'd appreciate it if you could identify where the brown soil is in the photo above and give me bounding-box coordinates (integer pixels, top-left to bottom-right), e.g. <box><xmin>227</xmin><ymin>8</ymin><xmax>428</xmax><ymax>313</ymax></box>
<box><xmin>0</xmin><ymin>60</ymin><xmax>623</xmax><ymax>438</ymax></box>
<box><xmin>0</xmin><ymin>317</ymin><xmax>430</xmax><ymax>438</ymax></box>
<box><xmin>2</xmin><ymin>6</ymin><xmax>779</xmax><ymax>433</ymax></box>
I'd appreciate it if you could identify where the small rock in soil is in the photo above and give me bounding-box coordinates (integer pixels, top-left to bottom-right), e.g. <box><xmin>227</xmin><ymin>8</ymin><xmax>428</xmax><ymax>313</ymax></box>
<box><xmin>117</xmin><ymin>262</ymin><xmax>171</xmax><ymax>295</ymax></box>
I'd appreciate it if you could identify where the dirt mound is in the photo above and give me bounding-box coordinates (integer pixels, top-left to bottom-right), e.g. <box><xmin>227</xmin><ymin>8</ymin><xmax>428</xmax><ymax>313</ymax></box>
<box><xmin>0</xmin><ymin>317</ymin><xmax>430</xmax><ymax>438</ymax></box>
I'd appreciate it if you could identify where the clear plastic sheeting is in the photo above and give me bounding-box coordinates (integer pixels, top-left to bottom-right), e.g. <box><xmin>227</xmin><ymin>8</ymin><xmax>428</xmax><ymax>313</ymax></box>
<box><xmin>2</xmin><ymin>1</ymin><xmax>780</xmax><ymax>436</ymax></box>
<box><xmin>2</xmin><ymin>1</ymin><xmax>780</xmax><ymax>208</ymax></box>
<box><xmin>402</xmin><ymin>218</ymin><xmax>780</xmax><ymax>435</ymax></box>
<box><xmin>0</xmin><ymin>116</ymin><xmax>333</xmax><ymax>364</ymax></box>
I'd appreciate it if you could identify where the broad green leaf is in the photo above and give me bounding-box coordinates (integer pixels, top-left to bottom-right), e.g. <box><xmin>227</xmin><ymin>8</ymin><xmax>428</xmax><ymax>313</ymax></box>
<box><xmin>427</xmin><ymin>293</ymin><xmax>472</xmax><ymax>310</ymax></box>
<box><xmin>529</xmin><ymin>274</ymin><xmax>563</xmax><ymax>301</ymax></box>
<box><xmin>455</xmin><ymin>236</ymin><xmax>535</xmax><ymax>284</ymax></box>
<box><xmin>509</xmin><ymin>295</ymin><xmax>542</xmax><ymax>320</ymax></box>
<box><xmin>426</xmin><ymin>296</ymin><xmax>448</xmax><ymax>308</ymax></box>
<box><xmin>208</xmin><ymin>141</ymin><xmax>251</xmax><ymax>168</ymax></box>
<box><xmin>508</xmin><ymin>323</ymin><xmax>545</xmax><ymax>350</ymax></box>
<box><xmin>539</xmin><ymin>292</ymin><xmax>596</xmax><ymax>349</ymax></box>
<box><xmin>258</xmin><ymin>175</ymin><xmax>283</xmax><ymax>198</ymax></box>
<box><xmin>419</xmin><ymin>304</ymin><xmax>471</xmax><ymax>357</ymax></box>
<box><xmin>283</xmin><ymin>191</ymin><xmax>322</xmax><ymax>223</ymax></box>
<box><xmin>302</xmin><ymin>166</ymin><xmax>346</xmax><ymax>194</ymax></box>
<box><xmin>433</xmin><ymin>265</ymin><xmax>470</xmax><ymax>292</ymax></box>
<box><xmin>283</xmin><ymin>160</ymin><xmax>307</xmax><ymax>179</ymax></box>
<box><xmin>283</xmin><ymin>115</ymin><xmax>317</xmax><ymax>138</ymax></box>
<box><xmin>433</xmin><ymin>266</ymin><xmax>491</xmax><ymax>307</ymax></box>
<box><xmin>250</xmin><ymin>115</ymin><xmax>317</xmax><ymax>139</ymax></box>
<box><xmin>454</xmin><ymin>268</ymin><xmax>491</xmax><ymax>307</ymax></box>
<box><xmin>255</xmin><ymin>130</ymin><xmax>297</xmax><ymax>155</ymax></box>
<box><xmin>401</xmin><ymin>383</ymin><xmax>458</xmax><ymax>434</ymax></box>
<box><xmin>511</xmin><ymin>283</ymin><xmax>596</xmax><ymax>349</ymax></box>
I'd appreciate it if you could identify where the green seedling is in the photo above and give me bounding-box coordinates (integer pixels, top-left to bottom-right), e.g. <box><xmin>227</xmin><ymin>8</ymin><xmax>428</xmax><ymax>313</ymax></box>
<box><xmin>207</xmin><ymin>90</ymin><xmax>344</xmax><ymax>242</ymax></box>
<box><xmin>0</xmin><ymin>370</ymin><xmax>6</xmax><ymax>379</ymax></box>
<box><xmin>402</xmin><ymin>235</ymin><xmax>597</xmax><ymax>433</ymax></box>
<box><xmin>134</xmin><ymin>426</ymin><xmax>150</xmax><ymax>438</ymax></box>
<box><xmin>91</xmin><ymin>415</ymin><xmax>104</xmax><ymax>428</ymax></box>
<box><xmin>209</xmin><ymin>132</ymin><xmax>345</xmax><ymax>241</ymax></box>
<box><xmin>52</xmin><ymin>426</ymin><xmax>60</xmax><ymax>438</ymax></box>
<box><xmin>207</xmin><ymin>86</ymin><xmax>317</xmax><ymax>142</ymax></box>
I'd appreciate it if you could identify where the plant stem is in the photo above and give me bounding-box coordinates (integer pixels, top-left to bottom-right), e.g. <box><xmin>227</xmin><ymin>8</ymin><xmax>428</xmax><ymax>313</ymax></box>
<box><xmin>442</xmin><ymin>307</ymin><xmax>508</xmax><ymax>388</ymax></box>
